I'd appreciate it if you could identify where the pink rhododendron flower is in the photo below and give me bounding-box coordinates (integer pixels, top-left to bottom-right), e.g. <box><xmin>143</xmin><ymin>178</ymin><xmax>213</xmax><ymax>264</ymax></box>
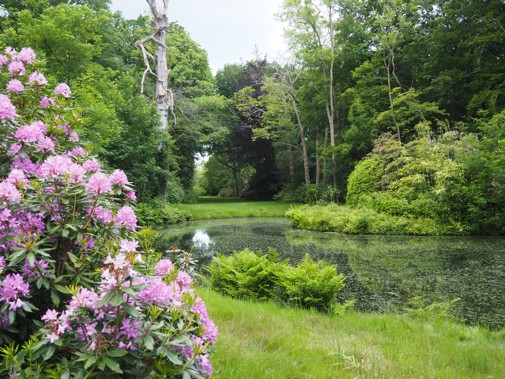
<box><xmin>0</xmin><ymin>256</ymin><xmax>5</xmax><ymax>268</ymax></box>
<box><xmin>120</xmin><ymin>239</ymin><xmax>139</xmax><ymax>253</ymax></box>
<box><xmin>6</xmin><ymin>79</ymin><xmax>24</xmax><ymax>93</ymax></box>
<box><xmin>69</xmin><ymin>288</ymin><xmax>100</xmax><ymax>312</ymax></box>
<box><xmin>11</xmin><ymin>156</ymin><xmax>38</xmax><ymax>175</ymax></box>
<box><xmin>114</xmin><ymin>206</ymin><xmax>137</xmax><ymax>230</ymax></box>
<box><xmin>41</xmin><ymin>309</ymin><xmax>59</xmax><ymax>322</ymax></box>
<box><xmin>40</xmin><ymin>155</ymin><xmax>75</xmax><ymax>178</ymax></box>
<box><xmin>0</xmin><ymin>94</ymin><xmax>16</xmax><ymax>120</ymax></box>
<box><xmin>66</xmin><ymin>163</ymin><xmax>86</xmax><ymax>184</ymax></box>
<box><xmin>0</xmin><ymin>54</ymin><xmax>8</xmax><ymax>66</ymax></box>
<box><xmin>118</xmin><ymin>318</ymin><xmax>142</xmax><ymax>340</ymax></box>
<box><xmin>54</xmin><ymin>83</ymin><xmax>71</xmax><ymax>98</ymax></box>
<box><xmin>8</xmin><ymin>60</ymin><xmax>25</xmax><ymax>76</ymax></box>
<box><xmin>110</xmin><ymin>169</ymin><xmax>128</xmax><ymax>186</ymax></box>
<box><xmin>104</xmin><ymin>253</ymin><xmax>129</xmax><ymax>270</ymax></box>
<box><xmin>191</xmin><ymin>298</ymin><xmax>218</xmax><ymax>344</ymax></box>
<box><xmin>14</xmin><ymin>121</ymin><xmax>47</xmax><ymax>143</ymax></box>
<box><xmin>22</xmin><ymin>259</ymin><xmax>49</xmax><ymax>278</ymax></box>
<box><xmin>69</xmin><ymin>131</ymin><xmax>79</xmax><ymax>142</ymax></box>
<box><xmin>40</xmin><ymin>96</ymin><xmax>56</xmax><ymax>108</ymax></box>
<box><xmin>69</xmin><ymin>147</ymin><xmax>87</xmax><ymax>157</ymax></box>
<box><xmin>154</xmin><ymin>259</ymin><xmax>174</xmax><ymax>276</ymax></box>
<box><xmin>0</xmin><ymin>181</ymin><xmax>21</xmax><ymax>203</ymax></box>
<box><xmin>36</xmin><ymin>136</ymin><xmax>55</xmax><ymax>152</ymax></box>
<box><xmin>94</xmin><ymin>206</ymin><xmax>112</xmax><ymax>223</ymax></box>
<box><xmin>176</xmin><ymin>271</ymin><xmax>192</xmax><ymax>290</ymax></box>
<box><xmin>125</xmin><ymin>190</ymin><xmax>137</xmax><ymax>201</ymax></box>
<box><xmin>29</xmin><ymin>72</ymin><xmax>47</xmax><ymax>86</ymax></box>
<box><xmin>86</xmin><ymin>172</ymin><xmax>112</xmax><ymax>195</ymax></box>
<box><xmin>82</xmin><ymin>159</ymin><xmax>100</xmax><ymax>172</ymax></box>
<box><xmin>137</xmin><ymin>278</ymin><xmax>180</xmax><ymax>306</ymax></box>
<box><xmin>4</xmin><ymin>46</ymin><xmax>15</xmax><ymax>55</ymax></box>
<box><xmin>197</xmin><ymin>354</ymin><xmax>213</xmax><ymax>377</ymax></box>
<box><xmin>0</xmin><ymin>274</ymin><xmax>29</xmax><ymax>311</ymax></box>
<box><xmin>7</xmin><ymin>169</ymin><xmax>28</xmax><ymax>187</ymax></box>
<box><xmin>17</xmin><ymin>47</ymin><xmax>36</xmax><ymax>64</ymax></box>
<box><xmin>9</xmin><ymin>144</ymin><xmax>22</xmax><ymax>154</ymax></box>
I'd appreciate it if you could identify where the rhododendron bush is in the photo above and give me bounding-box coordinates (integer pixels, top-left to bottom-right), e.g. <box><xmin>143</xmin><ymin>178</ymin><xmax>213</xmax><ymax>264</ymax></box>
<box><xmin>0</xmin><ymin>47</ymin><xmax>216</xmax><ymax>378</ymax></box>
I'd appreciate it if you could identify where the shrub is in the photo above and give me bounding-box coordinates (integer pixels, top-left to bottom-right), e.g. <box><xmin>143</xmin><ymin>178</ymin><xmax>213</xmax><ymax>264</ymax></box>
<box><xmin>278</xmin><ymin>254</ymin><xmax>346</xmax><ymax>312</ymax></box>
<box><xmin>286</xmin><ymin>204</ymin><xmax>459</xmax><ymax>235</ymax></box>
<box><xmin>0</xmin><ymin>47</ymin><xmax>215</xmax><ymax>377</ymax></box>
<box><xmin>136</xmin><ymin>201</ymin><xmax>191</xmax><ymax>226</ymax></box>
<box><xmin>207</xmin><ymin>249</ymin><xmax>347</xmax><ymax>313</ymax></box>
<box><xmin>206</xmin><ymin>249</ymin><xmax>284</xmax><ymax>300</ymax></box>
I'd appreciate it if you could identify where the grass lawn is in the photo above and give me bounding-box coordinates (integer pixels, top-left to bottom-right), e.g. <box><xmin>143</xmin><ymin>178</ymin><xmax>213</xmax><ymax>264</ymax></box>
<box><xmin>173</xmin><ymin>196</ymin><xmax>297</xmax><ymax>220</ymax></box>
<box><xmin>198</xmin><ymin>288</ymin><xmax>505</xmax><ymax>379</ymax></box>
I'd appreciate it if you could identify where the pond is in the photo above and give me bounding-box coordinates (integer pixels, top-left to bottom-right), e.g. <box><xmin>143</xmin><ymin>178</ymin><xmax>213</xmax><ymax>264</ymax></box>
<box><xmin>156</xmin><ymin>217</ymin><xmax>505</xmax><ymax>330</ymax></box>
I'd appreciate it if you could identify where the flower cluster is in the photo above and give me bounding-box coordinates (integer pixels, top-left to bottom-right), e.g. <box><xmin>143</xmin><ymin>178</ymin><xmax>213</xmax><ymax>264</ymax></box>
<box><xmin>0</xmin><ymin>47</ymin><xmax>216</xmax><ymax>378</ymax></box>
<box><xmin>41</xmin><ymin>253</ymin><xmax>216</xmax><ymax>376</ymax></box>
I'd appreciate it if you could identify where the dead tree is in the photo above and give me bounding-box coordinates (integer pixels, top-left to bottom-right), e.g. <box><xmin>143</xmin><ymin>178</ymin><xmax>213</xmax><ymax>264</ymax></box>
<box><xmin>135</xmin><ymin>0</ymin><xmax>174</xmax><ymax>130</ymax></box>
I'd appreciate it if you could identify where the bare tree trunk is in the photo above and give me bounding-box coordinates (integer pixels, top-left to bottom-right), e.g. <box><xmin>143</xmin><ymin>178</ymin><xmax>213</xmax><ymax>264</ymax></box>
<box><xmin>326</xmin><ymin>4</ymin><xmax>337</xmax><ymax>188</ymax></box>
<box><xmin>136</xmin><ymin>0</ymin><xmax>174</xmax><ymax>131</ymax></box>
<box><xmin>290</xmin><ymin>93</ymin><xmax>310</xmax><ymax>186</ymax></box>
<box><xmin>315</xmin><ymin>131</ymin><xmax>320</xmax><ymax>185</ymax></box>
<box><xmin>288</xmin><ymin>144</ymin><xmax>295</xmax><ymax>186</ymax></box>
<box><xmin>384</xmin><ymin>51</ymin><xmax>401</xmax><ymax>142</ymax></box>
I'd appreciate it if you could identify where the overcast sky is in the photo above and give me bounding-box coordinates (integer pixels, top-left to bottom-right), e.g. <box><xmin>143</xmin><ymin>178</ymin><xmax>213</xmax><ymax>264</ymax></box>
<box><xmin>110</xmin><ymin>0</ymin><xmax>287</xmax><ymax>73</ymax></box>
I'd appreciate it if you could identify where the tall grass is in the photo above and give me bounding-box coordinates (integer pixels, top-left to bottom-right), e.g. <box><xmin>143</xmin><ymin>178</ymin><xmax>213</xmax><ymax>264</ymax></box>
<box><xmin>198</xmin><ymin>288</ymin><xmax>505</xmax><ymax>378</ymax></box>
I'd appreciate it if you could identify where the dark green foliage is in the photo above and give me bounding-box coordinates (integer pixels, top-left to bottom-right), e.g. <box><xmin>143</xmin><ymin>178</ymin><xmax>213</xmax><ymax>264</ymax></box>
<box><xmin>346</xmin><ymin>156</ymin><xmax>382</xmax><ymax>207</ymax></box>
<box><xmin>278</xmin><ymin>254</ymin><xmax>345</xmax><ymax>312</ymax></box>
<box><xmin>207</xmin><ymin>249</ymin><xmax>284</xmax><ymax>301</ymax></box>
<box><xmin>206</xmin><ymin>248</ymin><xmax>347</xmax><ymax>312</ymax></box>
<box><xmin>286</xmin><ymin>204</ymin><xmax>454</xmax><ymax>235</ymax></box>
<box><xmin>135</xmin><ymin>203</ymin><xmax>190</xmax><ymax>227</ymax></box>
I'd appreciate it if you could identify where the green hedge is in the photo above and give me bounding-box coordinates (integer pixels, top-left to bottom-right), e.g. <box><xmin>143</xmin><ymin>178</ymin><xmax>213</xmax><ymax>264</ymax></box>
<box><xmin>286</xmin><ymin>204</ymin><xmax>466</xmax><ymax>235</ymax></box>
<box><xmin>135</xmin><ymin>202</ymin><xmax>191</xmax><ymax>226</ymax></box>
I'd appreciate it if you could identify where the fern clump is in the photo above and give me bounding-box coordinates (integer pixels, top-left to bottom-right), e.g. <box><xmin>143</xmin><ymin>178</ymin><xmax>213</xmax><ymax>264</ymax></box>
<box><xmin>207</xmin><ymin>249</ymin><xmax>347</xmax><ymax>313</ymax></box>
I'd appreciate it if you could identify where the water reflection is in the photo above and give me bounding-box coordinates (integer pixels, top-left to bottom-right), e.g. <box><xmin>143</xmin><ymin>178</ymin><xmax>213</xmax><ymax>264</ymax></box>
<box><xmin>157</xmin><ymin>218</ymin><xmax>505</xmax><ymax>329</ymax></box>
<box><xmin>192</xmin><ymin>229</ymin><xmax>215</xmax><ymax>255</ymax></box>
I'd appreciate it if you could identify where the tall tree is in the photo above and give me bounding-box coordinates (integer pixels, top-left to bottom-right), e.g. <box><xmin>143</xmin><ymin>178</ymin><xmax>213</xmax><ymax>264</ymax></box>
<box><xmin>137</xmin><ymin>0</ymin><xmax>172</xmax><ymax>130</ymax></box>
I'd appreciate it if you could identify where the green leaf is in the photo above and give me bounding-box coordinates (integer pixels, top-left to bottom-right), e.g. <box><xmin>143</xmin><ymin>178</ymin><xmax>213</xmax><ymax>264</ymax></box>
<box><xmin>27</xmin><ymin>252</ymin><xmax>36</xmax><ymax>266</ymax></box>
<box><xmin>84</xmin><ymin>356</ymin><xmax>97</xmax><ymax>370</ymax></box>
<box><xmin>61</xmin><ymin>370</ymin><xmax>70</xmax><ymax>379</ymax></box>
<box><xmin>97</xmin><ymin>291</ymin><xmax>114</xmax><ymax>307</ymax></box>
<box><xmin>51</xmin><ymin>289</ymin><xmax>60</xmax><ymax>307</ymax></box>
<box><xmin>144</xmin><ymin>334</ymin><xmax>154</xmax><ymax>350</ymax></box>
<box><xmin>165</xmin><ymin>351</ymin><xmax>183</xmax><ymax>365</ymax></box>
<box><xmin>55</xmin><ymin>285</ymin><xmax>71</xmax><ymax>294</ymax></box>
<box><xmin>107</xmin><ymin>349</ymin><xmax>128</xmax><ymax>358</ymax></box>
<box><xmin>44</xmin><ymin>345</ymin><xmax>55</xmax><ymax>360</ymax></box>
<box><xmin>67</xmin><ymin>252</ymin><xmax>79</xmax><ymax>264</ymax></box>
<box><xmin>102</xmin><ymin>356</ymin><xmax>123</xmax><ymax>373</ymax></box>
<box><xmin>123</xmin><ymin>304</ymin><xmax>141</xmax><ymax>318</ymax></box>
<box><xmin>109</xmin><ymin>292</ymin><xmax>123</xmax><ymax>307</ymax></box>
